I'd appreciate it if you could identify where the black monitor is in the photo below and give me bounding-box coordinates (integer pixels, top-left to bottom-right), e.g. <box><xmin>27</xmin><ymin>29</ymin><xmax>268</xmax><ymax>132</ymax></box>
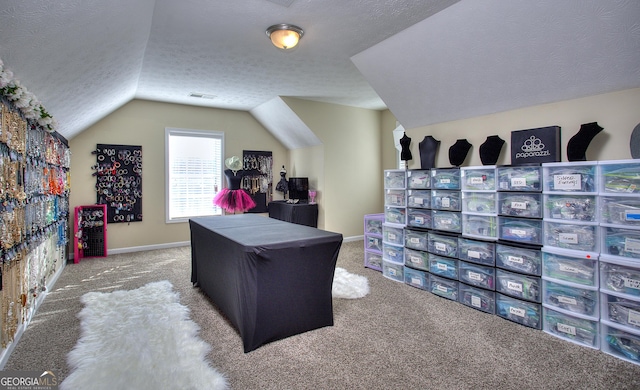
<box><xmin>288</xmin><ymin>177</ymin><xmax>309</xmax><ymax>201</ymax></box>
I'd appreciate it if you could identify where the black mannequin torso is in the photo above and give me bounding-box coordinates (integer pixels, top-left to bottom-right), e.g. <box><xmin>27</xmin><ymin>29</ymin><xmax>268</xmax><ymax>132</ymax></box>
<box><xmin>225</xmin><ymin>169</ymin><xmax>244</xmax><ymax>190</ymax></box>
<box><xmin>400</xmin><ymin>133</ymin><xmax>413</xmax><ymax>161</ymax></box>
<box><xmin>419</xmin><ymin>136</ymin><xmax>440</xmax><ymax>169</ymax></box>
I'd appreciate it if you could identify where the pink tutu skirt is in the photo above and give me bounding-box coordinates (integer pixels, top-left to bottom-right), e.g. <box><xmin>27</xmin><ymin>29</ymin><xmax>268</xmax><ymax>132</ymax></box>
<box><xmin>213</xmin><ymin>188</ymin><xmax>256</xmax><ymax>213</ymax></box>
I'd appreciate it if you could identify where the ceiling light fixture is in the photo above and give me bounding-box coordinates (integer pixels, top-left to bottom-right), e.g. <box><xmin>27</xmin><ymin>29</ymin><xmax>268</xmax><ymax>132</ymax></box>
<box><xmin>266</xmin><ymin>24</ymin><xmax>304</xmax><ymax>50</ymax></box>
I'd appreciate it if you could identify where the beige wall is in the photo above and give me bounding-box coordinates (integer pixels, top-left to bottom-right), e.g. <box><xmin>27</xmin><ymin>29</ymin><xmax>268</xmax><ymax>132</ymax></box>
<box><xmin>403</xmin><ymin>88</ymin><xmax>640</xmax><ymax>168</ymax></box>
<box><xmin>289</xmin><ymin>145</ymin><xmax>325</xmax><ymax>227</ymax></box>
<box><xmin>283</xmin><ymin>98</ymin><xmax>384</xmax><ymax>237</ymax></box>
<box><xmin>69</xmin><ymin>99</ymin><xmax>288</xmax><ymax>251</ymax></box>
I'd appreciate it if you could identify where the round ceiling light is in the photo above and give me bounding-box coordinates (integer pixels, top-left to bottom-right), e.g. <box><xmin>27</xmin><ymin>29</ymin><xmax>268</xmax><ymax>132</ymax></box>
<box><xmin>266</xmin><ymin>24</ymin><xmax>304</xmax><ymax>50</ymax></box>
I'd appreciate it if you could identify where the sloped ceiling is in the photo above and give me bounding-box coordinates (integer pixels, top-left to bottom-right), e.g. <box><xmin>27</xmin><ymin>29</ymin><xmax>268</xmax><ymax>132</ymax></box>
<box><xmin>0</xmin><ymin>0</ymin><xmax>458</xmax><ymax>141</ymax></box>
<box><xmin>1</xmin><ymin>0</ymin><xmax>638</xmax><ymax>146</ymax></box>
<box><xmin>353</xmin><ymin>0</ymin><xmax>640</xmax><ymax>130</ymax></box>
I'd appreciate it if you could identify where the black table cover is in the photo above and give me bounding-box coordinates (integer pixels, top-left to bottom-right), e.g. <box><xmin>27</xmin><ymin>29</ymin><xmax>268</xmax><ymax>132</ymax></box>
<box><xmin>268</xmin><ymin>201</ymin><xmax>319</xmax><ymax>227</ymax></box>
<box><xmin>189</xmin><ymin>214</ymin><xmax>343</xmax><ymax>352</ymax></box>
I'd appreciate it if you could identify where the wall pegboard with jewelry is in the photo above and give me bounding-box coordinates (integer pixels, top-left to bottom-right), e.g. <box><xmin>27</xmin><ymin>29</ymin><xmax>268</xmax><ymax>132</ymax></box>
<box><xmin>242</xmin><ymin>150</ymin><xmax>272</xmax><ymax>213</ymax></box>
<box><xmin>93</xmin><ymin>144</ymin><xmax>142</xmax><ymax>223</ymax></box>
<box><xmin>0</xmin><ymin>88</ymin><xmax>70</xmax><ymax>356</ymax></box>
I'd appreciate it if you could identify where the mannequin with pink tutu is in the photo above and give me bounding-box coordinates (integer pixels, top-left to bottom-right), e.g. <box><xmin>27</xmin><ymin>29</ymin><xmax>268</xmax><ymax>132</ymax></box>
<box><xmin>213</xmin><ymin>156</ymin><xmax>256</xmax><ymax>213</ymax></box>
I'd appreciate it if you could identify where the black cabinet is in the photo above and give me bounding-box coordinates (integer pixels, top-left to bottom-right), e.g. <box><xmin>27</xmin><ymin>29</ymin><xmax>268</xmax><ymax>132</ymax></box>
<box><xmin>268</xmin><ymin>201</ymin><xmax>318</xmax><ymax>228</ymax></box>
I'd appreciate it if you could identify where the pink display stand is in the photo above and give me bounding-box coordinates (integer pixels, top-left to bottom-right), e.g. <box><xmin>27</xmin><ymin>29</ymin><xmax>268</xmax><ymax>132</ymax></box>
<box><xmin>73</xmin><ymin>204</ymin><xmax>108</xmax><ymax>263</ymax></box>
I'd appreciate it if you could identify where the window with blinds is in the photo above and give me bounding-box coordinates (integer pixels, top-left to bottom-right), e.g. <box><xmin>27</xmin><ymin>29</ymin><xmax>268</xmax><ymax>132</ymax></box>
<box><xmin>165</xmin><ymin>128</ymin><xmax>224</xmax><ymax>222</ymax></box>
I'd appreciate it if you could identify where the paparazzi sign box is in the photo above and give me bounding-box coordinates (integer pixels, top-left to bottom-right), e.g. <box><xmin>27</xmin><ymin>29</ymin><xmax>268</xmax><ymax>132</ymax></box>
<box><xmin>511</xmin><ymin>126</ymin><xmax>561</xmax><ymax>165</ymax></box>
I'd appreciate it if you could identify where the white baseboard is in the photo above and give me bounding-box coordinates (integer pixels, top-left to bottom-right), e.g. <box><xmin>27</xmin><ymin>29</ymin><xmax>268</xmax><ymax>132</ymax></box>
<box><xmin>107</xmin><ymin>241</ymin><xmax>191</xmax><ymax>255</ymax></box>
<box><xmin>343</xmin><ymin>235</ymin><xmax>363</xmax><ymax>243</ymax></box>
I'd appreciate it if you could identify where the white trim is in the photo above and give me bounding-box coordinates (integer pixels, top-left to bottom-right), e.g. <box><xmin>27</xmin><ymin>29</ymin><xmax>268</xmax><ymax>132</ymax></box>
<box><xmin>343</xmin><ymin>235</ymin><xmax>363</xmax><ymax>243</ymax></box>
<box><xmin>107</xmin><ymin>241</ymin><xmax>191</xmax><ymax>255</ymax></box>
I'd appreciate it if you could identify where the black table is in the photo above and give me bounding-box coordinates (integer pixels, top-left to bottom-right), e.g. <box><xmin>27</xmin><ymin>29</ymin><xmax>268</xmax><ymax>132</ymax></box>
<box><xmin>268</xmin><ymin>201</ymin><xmax>319</xmax><ymax>227</ymax></box>
<box><xmin>189</xmin><ymin>214</ymin><xmax>342</xmax><ymax>352</ymax></box>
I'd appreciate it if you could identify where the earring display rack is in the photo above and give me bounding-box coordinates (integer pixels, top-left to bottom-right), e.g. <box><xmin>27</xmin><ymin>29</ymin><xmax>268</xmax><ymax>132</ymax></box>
<box><xmin>93</xmin><ymin>144</ymin><xmax>142</xmax><ymax>223</ymax></box>
<box><xmin>0</xmin><ymin>98</ymin><xmax>70</xmax><ymax>361</ymax></box>
<box><xmin>242</xmin><ymin>150</ymin><xmax>272</xmax><ymax>213</ymax></box>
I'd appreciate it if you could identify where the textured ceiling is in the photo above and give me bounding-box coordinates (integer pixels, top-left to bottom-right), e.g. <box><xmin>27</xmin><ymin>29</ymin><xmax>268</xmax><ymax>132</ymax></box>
<box><xmin>1</xmin><ymin>0</ymin><xmax>638</xmax><ymax>144</ymax></box>
<box><xmin>353</xmin><ymin>0</ymin><xmax>640</xmax><ymax>130</ymax></box>
<box><xmin>0</xmin><ymin>0</ymin><xmax>458</xmax><ymax>140</ymax></box>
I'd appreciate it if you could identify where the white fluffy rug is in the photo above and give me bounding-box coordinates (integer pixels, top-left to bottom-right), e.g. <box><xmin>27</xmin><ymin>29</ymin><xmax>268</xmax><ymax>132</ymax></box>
<box><xmin>61</xmin><ymin>281</ymin><xmax>227</xmax><ymax>390</ymax></box>
<box><xmin>332</xmin><ymin>267</ymin><xmax>370</xmax><ymax>299</ymax></box>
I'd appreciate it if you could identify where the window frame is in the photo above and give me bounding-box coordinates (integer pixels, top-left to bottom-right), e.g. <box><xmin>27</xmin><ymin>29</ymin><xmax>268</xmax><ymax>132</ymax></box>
<box><xmin>164</xmin><ymin>127</ymin><xmax>225</xmax><ymax>223</ymax></box>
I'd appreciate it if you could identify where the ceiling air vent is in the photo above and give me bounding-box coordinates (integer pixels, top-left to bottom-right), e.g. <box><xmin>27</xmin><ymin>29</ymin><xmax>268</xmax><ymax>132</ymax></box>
<box><xmin>189</xmin><ymin>92</ymin><xmax>216</xmax><ymax>99</ymax></box>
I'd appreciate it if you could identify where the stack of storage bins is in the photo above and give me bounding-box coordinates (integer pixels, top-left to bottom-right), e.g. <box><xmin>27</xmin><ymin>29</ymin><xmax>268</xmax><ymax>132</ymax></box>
<box><xmin>403</xmin><ymin>169</ymin><xmax>432</xmax><ymax>290</ymax></box>
<box><xmin>541</xmin><ymin>161</ymin><xmax>600</xmax><ymax>349</ymax></box>
<box><xmin>364</xmin><ymin>213</ymin><xmax>384</xmax><ymax>271</ymax></box>
<box><xmin>427</xmin><ymin>168</ymin><xmax>462</xmax><ymax>301</ymax></box>
<box><xmin>495</xmin><ymin>165</ymin><xmax>544</xmax><ymax>329</ymax></box>
<box><xmin>382</xmin><ymin>170</ymin><xmax>407</xmax><ymax>282</ymax></box>
<box><xmin>458</xmin><ymin>166</ymin><xmax>499</xmax><ymax>314</ymax></box>
<box><xmin>598</xmin><ymin>159</ymin><xmax>640</xmax><ymax>365</ymax></box>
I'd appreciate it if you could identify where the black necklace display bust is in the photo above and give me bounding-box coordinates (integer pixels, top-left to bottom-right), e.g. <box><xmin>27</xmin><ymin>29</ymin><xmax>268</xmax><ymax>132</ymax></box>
<box><xmin>567</xmin><ymin>122</ymin><xmax>603</xmax><ymax>162</ymax></box>
<box><xmin>479</xmin><ymin>135</ymin><xmax>505</xmax><ymax>165</ymax></box>
<box><xmin>449</xmin><ymin>139</ymin><xmax>472</xmax><ymax>167</ymax></box>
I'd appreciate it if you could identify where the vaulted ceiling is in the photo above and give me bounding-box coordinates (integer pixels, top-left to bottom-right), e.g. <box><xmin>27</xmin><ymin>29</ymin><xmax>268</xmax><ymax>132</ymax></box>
<box><xmin>1</xmin><ymin>0</ymin><xmax>638</xmax><ymax>145</ymax></box>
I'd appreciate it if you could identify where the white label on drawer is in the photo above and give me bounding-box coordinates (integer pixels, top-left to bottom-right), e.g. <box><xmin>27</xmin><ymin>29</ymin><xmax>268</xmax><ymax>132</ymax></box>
<box><xmin>411</xmin><ymin>277</ymin><xmax>422</xmax><ymax>286</ymax></box>
<box><xmin>410</xmin><ymin>237</ymin><xmax>420</xmax><ymax>244</ymax></box>
<box><xmin>388</xmin><ymin>268</ymin><xmax>397</xmax><ymax>276</ymax></box>
<box><xmin>468</xmin><ymin>271</ymin><xmax>482</xmax><ymax>281</ymax></box>
<box><xmin>440</xmin><ymin>178</ymin><xmax>451</xmax><ymax>184</ymax></box>
<box><xmin>553</xmin><ymin>174</ymin><xmax>581</xmax><ymax>190</ymax></box>
<box><xmin>625</xmin><ymin>210</ymin><xmax>640</xmax><ymax>221</ymax></box>
<box><xmin>509</xmin><ymin>306</ymin><xmax>526</xmax><ymax>317</ymax></box>
<box><xmin>415</xmin><ymin>216</ymin><xmax>424</xmax><ymax>224</ymax></box>
<box><xmin>507</xmin><ymin>281</ymin><xmax>523</xmax><ymax>292</ymax></box>
<box><xmin>442</xmin><ymin>197</ymin><xmax>451</xmax><ymax>208</ymax></box>
<box><xmin>388</xmin><ymin>233</ymin><xmax>396</xmax><ymax>240</ymax></box>
<box><xmin>471</xmin><ymin>295</ymin><xmax>481</xmax><ymax>308</ymax></box>
<box><xmin>556</xmin><ymin>322</ymin><xmax>577</xmax><ymax>336</ymax></box>
<box><xmin>508</xmin><ymin>255</ymin><xmax>524</xmax><ymax>264</ymax></box>
<box><xmin>470</xmin><ymin>177</ymin><xmax>484</xmax><ymax>185</ymax></box>
<box><xmin>411</xmin><ymin>177</ymin><xmax>424</xmax><ymax>185</ymax></box>
<box><xmin>411</xmin><ymin>256</ymin><xmax>422</xmax><ymax>264</ymax></box>
<box><xmin>468</xmin><ymin>250</ymin><xmax>481</xmax><ymax>259</ymax></box>
<box><xmin>511</xmin><ymin>177</ymin><xmax>526</xmax><ymax>187</ymax></box>
<box><xmin>441</xmin><ymin>218</ymin><xmax>452</xmax><ymax>225</ymax></box>
<box><xmin>629</xmin><ymin>309</ymin><xmax>640</xmax><ymax>326</ymax></box>
<box><xmin>510</xmin><ymin>229</ymin><xmax>527</xmax><ymax>237</ymax></box>
<box><xmin>435</xmin><ymin>242</ymin><xmax>446</xmax><ymax>252</ymax></box>
<box><xmin>559</xmin><ymin>263</ymin><xmax>580</xmax><ymax>274</ymax></box>
<box><xmin>559</xmin><ymin>233</ymin><xmax>579</xmax><ymax>244</ymax></box>
<box><xmin>624</xmin><ymin>237</ymin><xmax>640</xmax><ymax>254</ymax></box>
<box><xmin>436</xmin><ymin>284</ymin><xmax>448</xmax><ymax>293</ymax></box>
<box><xmin>437</xmin><ymin>262</ymin><xmax>448</xmax><ymax>271</ymax></box>
<box><xmin>557</xmin><ymin>295</ymin><xmax>577</xmax><ymax>306</ymax></box>
<box><xmin>415</xmin><ymin>197</ymin><xmax>424</xmax><ymax>205</ymax></box>
<box><xmin>511</xmin><ymin>201</ymin><xmax>527</xmax><ymax>210</ymax></box>
<box><xmin>622</xmin><ymin>276</ymin><xmax>640</xmax><ymax>290</ymax></box>
<box><xmin>389</xmin><ymin>251</ymin><xmax>398</xmax><ymax>258</ymax></box>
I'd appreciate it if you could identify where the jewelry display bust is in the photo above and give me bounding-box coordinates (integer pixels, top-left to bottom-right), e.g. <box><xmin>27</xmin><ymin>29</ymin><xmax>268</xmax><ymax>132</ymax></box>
<box><xmin>419</xmin><ymin>135</ymin><xmax>440</xmax><ymax>169</ymax></box>
<box><xmin>449</xmin><ymin>139</ymin><xmax>472</xmax><ymax>167</ymax></box>
<box><xmin>479</xmin><ymin>135</ymin><xmax>505</xmax><ymax>165</ymax></box>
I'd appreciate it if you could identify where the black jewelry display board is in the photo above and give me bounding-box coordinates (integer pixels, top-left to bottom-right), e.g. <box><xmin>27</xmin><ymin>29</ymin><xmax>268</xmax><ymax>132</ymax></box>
<box><xmin>242</xmin><ymin>150</ymin><xmax>272</xmax><ymax>213</ymax></box>
<box><xmin>93</xmin><ymin>144</ymin><xmax>142</xmax><ymax>223</ymax></box>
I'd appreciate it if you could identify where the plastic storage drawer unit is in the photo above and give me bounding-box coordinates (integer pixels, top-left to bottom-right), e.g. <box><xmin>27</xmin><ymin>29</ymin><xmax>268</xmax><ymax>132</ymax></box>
<box><xmin>382</xmin><ymin>258</ymin><xmax>404</xmax><ymax>283</ymax></box>
<box><xmin>496</xmin><ymin>242</ymin><xmax>542</xmax><ymax>276</ymax></box>
<box><xmin>430</xmin><ymin>275</ymin><xmax>459</xmax><ymax>301</ymax></box>
<box><xmin>407</xmin><ymin>169</ymin><xmax>431</xmax><ymax>189</ymax></box>
<box><xmin>404</xmin><ymin>267</ymin><xmax>429</xmax><ymax>290</ymax></box>
<box><xmin>407</xmin><ymin>190</ymin><xmax>431</xmax><ymax>208</ymax></box>
<box><xmin>496</xmin><ymin>269</ymin><xmax>542</xmax><ymax>303</ymax></box>
<box><xmin>407</xmin><ymin>208</ymin><xmax>432</xmax><ymax>229</ymax></box>
<box><xmin>498</xmin><ymin>192</ymin><xmax>543</xmax><ymax>218</ymax></box>
<box><xmin>429</xmin><ymin>254</ymin><xmax>459</xmax><ymax>280</ymax></box>
<box><xmin>541</xmin><ymin>247</ymin><xmax>598</xmax><ymax>287</ymax></box>
<box><xmin>496</xmin><ymin>293</ymin><xmax>542</xmax><ymax>329</ymax></box>
<box><xmin>542</xmin><ymin>279</ymin><xmax>598</xmax><ymax>318</ymax></box>
<box><xmin>461</xmin><ymin>166</ymin><xmax>496</xmax><ymax>191</ymax></box>
<box><xmin>404</xmin><ymin>247</ymin><xmax>429</xmax><ymax>271</ymax></box>
<box><xmin>458</xmin><ymin>261</ymin><xmax>495</xmax><ymax>290</ymax></box>
<box><xmin>543</xmin><ymin>307</ymin><xmax>599</xmax><ymax>349</ymax></box>
<box><xmin>600</xmin><ymin>320</ymin><xmax>640</xmax><ymax>366</ymax></box>
<box><xmin>428</xmin><ymin>232</ymin><xmax>459</xmax><ymax>258</ymax></box>
<box><xmin>459</xmin><ymin>283</ymin><xmax>496</xmax><ymax>314</ymax></box>
<box><xmin>497</xmin><ymin>165</ymin><xmax>542</xmax><ymax>192</ymax></box>
<box><xmin>542</xmin><ymin>162</ymin><xmax>598</xmax><ymax>193</ymax></box>
<box><xmin>458</xmin><ymin>237</ymin><xmax>496</xmax><ymax>266</ymax></box>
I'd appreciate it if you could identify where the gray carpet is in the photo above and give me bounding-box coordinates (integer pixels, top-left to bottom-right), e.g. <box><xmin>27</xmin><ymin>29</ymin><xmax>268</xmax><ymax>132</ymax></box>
<box><xmin>4</xmin><ymin>240</ymin><xmax>640</xmax><ymax>389</ymax></box>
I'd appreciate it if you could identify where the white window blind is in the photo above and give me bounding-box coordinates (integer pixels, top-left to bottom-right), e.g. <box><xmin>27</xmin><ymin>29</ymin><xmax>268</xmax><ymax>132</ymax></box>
<box><xmin>165</xmin><ymin>128</ymin><xmax>224</xmax><ymax>222</ymax></box>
